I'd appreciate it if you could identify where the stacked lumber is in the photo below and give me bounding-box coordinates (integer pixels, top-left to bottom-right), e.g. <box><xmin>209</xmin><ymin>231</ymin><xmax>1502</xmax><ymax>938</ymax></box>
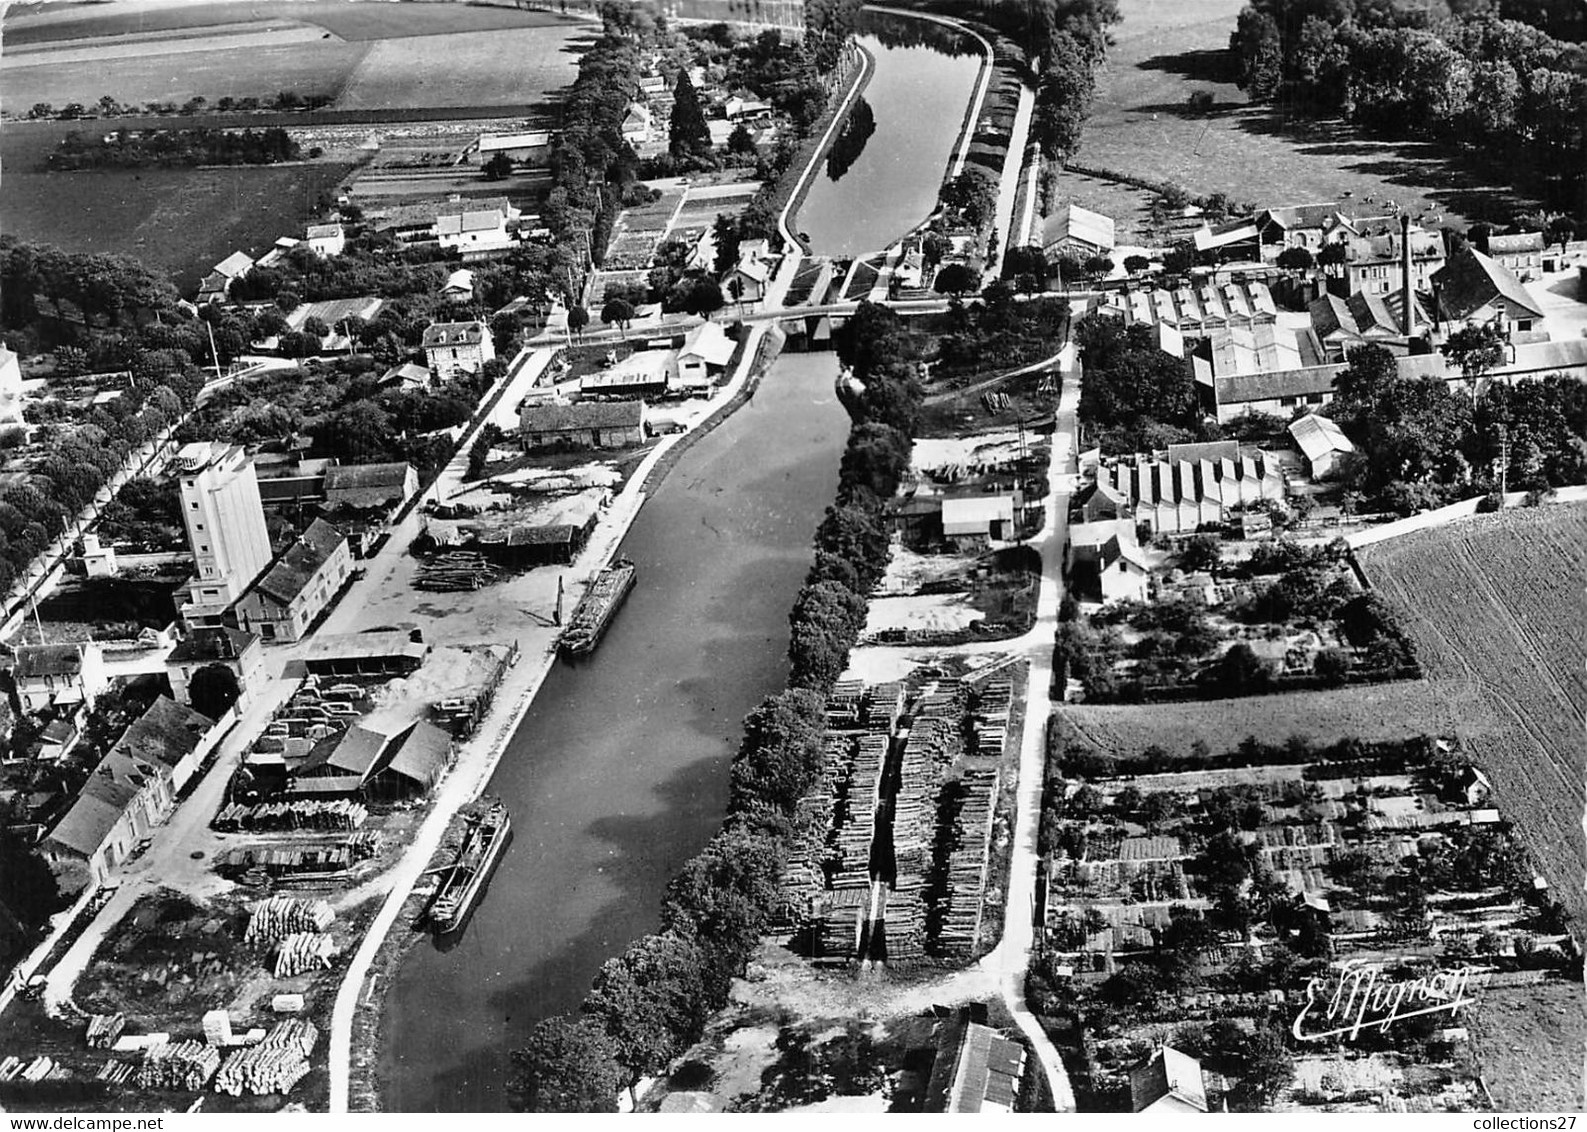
<box><xmin>815</xmin><ymin>889</ymin><xmax>866</xmax><ymax>961</ymax></box>
<box><xmin>783</xmin><ymin>735</ymin><xmax>857</xmax><ymax>918</ymax></box>
<box><xmin>863</xmin><ymin>682</ymin><xmax>904</xmax><ymax>731</ymax></box>
<box><xmin>244</xmin><ymin>897</ymin><xmax>335</xmax><ymax>946</ymax></box>
<box><xmin>893</xmin><ymin>730</ymin><xmax>940</xmax><ymax>884</ymax></box>
<box><xmin>85</xmin><ymin>1012</ymin><xmax>125</xmax><ymax>1049</ymax></box>
<box><xmin>213</xmin><ymin>1042</ymin><xmax>311</xmax><ymax>1096</ymax></box>
<box><xmin>273</xmin><ymin>932</ymin><xmax>336</xmax><ymax>978</ymax></box>
<box><xmin>97</xmin><ymin>1059</ymin><xmax>136</xmax><ymax>1086</ymax></box>
<box><xmin>929</xmin><ymin>770</ymin><xmax>999</xmax><ymax>960</ymax></box>
<box><xmin>415</xmin><ymin>552</ymin><xmax>500</xmax><ymax>592</ymax></box>
<box><xmin>827</xmin><ymin>680</ymin><xmax>865</xmax><ymax>729</ymax></box>
<box><xmin>214</xmin><ymin>799</ymin><xmax>368</xmax><ymax>833</ymax></box>
<box><xmin>973</xmin><ymin>679</ymin><xmax>1012</xmax><ymax>757</ymax></box>
<box><xmin>880</xmin><ymin>881</ymin><xmax>926</xmax><ymax>963</ymax></box>
<box><xmin>137</xmin><ymin>1040</ymin><xmax>220</xmax><ymax>1090</ymax></box>
<box><xmin>2</xmin><ymin>1056</ymin><xmax>54</xmax><ymax>1083</ymax></box>
<box><xmin>830</xmin><ymin>735</ymin><xmax>884</xmax><ymax>891</ymax></box>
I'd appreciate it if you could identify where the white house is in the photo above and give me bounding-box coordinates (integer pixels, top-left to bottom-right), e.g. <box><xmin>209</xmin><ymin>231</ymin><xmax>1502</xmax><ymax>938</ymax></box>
<box><xmin>1288</xmin><ymin>412</ymin><xmax>1355</xmax><ymax>480</ymax></box>
<box><xmin>724</xmin><ymin>252</ymin><xmax>772</xmax><ymax>304</ymax></box>
<box><xmin>422</xmin><ymin>320</ymin><xmax>495</xmax><ymax>377</ymax></box>
<box><xmin>673</xmin><ymin>321</ymin><xmax>735</xmax><ymax>390</ymax></box>
<box><xmin>436</xmin><ymin>210</ymin><xmax>513</xmax><ymax>257</ymax></box>
<box><xmin>13</xmin><ymin>642</ymin><xmax>109</xmax><ymax>715</ymax></box>
<box><xmin>1067</xmin><ymin>519</ymin><xmax>1149</xmax><ymax>605</ymax></box>
<box><xmin>305</xmin><ymin>223</ymin><xmax>346</xmax><ymax>257</ymax></box>
<box><xmin>477</xmin><ymin>130</ymin><xmax>552</xmax><ymax>164</ymax></box>
<box><xmin>621</xmin><ymin>103</ymin><xmax>653</xmax><ymax>146</ymax></box>
<box><xmin>441</xmin><ymin>268</ymin><xmax>476</xmax><ymax>303</ymax></box>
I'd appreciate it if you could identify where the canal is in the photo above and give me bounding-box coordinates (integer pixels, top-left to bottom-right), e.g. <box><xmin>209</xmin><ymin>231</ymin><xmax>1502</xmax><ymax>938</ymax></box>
<box><xmin>380</xmin><ymin>354</ymin><xmax>849</xmax><ymax>1110</ymax></box>
<box><xmin>793</xmin><ymin>17</ymin><xmax>982</xmax><ymax>257</ymax></box>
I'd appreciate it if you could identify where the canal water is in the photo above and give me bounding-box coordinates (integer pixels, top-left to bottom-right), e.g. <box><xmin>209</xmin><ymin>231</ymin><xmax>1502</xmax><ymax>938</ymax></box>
<box><xmin>793</xmin><ymin>22</ymin><xmax>982</xmax><ymax>258</ymax></box>
<box><xmin>380</xmin><ymin>354</ymin><xmax>848</xmax><ymax>1110</ymax></box>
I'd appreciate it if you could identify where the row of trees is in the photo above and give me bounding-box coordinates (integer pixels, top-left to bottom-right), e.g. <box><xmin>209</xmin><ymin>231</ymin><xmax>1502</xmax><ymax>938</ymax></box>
<box><xmin>1231</xmin><ymin>4</ymin><xmax>1587</xmax><ymax>212</ymax></box>
<box><xmin>1328</xmin><ymin>343</ymin><xmax>1587</xmax><ymax>512</ymax></box>
<box><xmin>48</xmin><ymin>127</ymin><xmax>303</xmax><ymax>171</ymax></box>
<box><xmin>510</xmin><ymin>301</ymin><xmax>921</xmax><ymax>1110</ymax></box>
<box><xmin>24</xmin><ymin>89</ymin><xmax>331</xmax><ymax>122</ymax></box>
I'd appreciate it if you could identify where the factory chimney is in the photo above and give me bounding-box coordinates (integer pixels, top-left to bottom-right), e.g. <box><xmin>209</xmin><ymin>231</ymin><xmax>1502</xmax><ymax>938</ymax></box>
<box><xmin>1400</xmin><ymin>213</ymin><xmax>1415</xmax><ymax>336</ymax></box>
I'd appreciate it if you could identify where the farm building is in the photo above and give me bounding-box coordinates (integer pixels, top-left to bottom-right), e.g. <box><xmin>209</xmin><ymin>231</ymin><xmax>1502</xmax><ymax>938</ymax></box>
<box><xmin>1255</xmin><ymin>202</ymin><xmax>1364</xmax><ymax>254</ymax></box>
<box><xmin>371</xmin><ymin>197</ymin><xmax>518</xmax><ymax>242</ymax></box>
<box><xmin>924</xmin><ymin>1011</ymin><xmax>1027</xmax><ymax>1114</ymax></box>
<box><xmin>422</xmin><ymin>320</ymin><xmax>495</xmax><ymax>377</ymax></box>
<box><xmin>380</xmin><ymin>361</ymin><xmax>432</xmax><ymax>391</ymax></box>
<box><xmin>300</xmin><ymin>630</ymin><xmax>428</xmax><ymax>677</ymax></box>
<box><xmin>197</xmin><ymin>250</ymin><xmax>254</xmax><ymax>304</ymax></box>
<box><xmin>13</xmin><ymin>642</ymin><xmax>108</xmax><ymax>715</ymax></box>
<box><xmin>166</xmin><ymin>626</ymin><xmax>265</xmax><ymax>710</ymax></box>
<box><xmin>256</xmin><ymin>236</ymin><xmax>301</xmax><ymax>269</ymax></box>
<box><xmin>477</xmin><ymin>130</ymin><xmax>552</xmax><ymax>163</ymax></box>
<box><xmin>520</xmin><ymin>400</ymin><xmax>646</xmax><ymax>451</ymax></box>
<box><xmin>322</xmin><ymin>462</ymin><xmax>418</xmax><ymax>521</ymax></box>
<box><xmin>1131</xmin><ymin>1047</ymin><xmax>1208</xmax><ymax>1113</ymax></box>
<box><xmin>1289</xmin><ymin>413</ymin><xmax>1355</xmax><ymax>480</ymax></box>
<box><xmin>230</xmin><ymin>519</ymin><xmax>352</xmax><ymax>643</ymax></box>
<box><xmin>579</xmin><ymin>351</ymin><xmax>671</xmax><ymax>399</ymax></box>
<box><xmin>673</xmin><ymin>321</ymin><xmax>736</xmax><ymax>389</ymax></box>
<box><xmin>305</xmin><ymin>223</ymin><xmax>346</xmax><ymax>258</ymax></box>
<box><xmin>1192</xmin><ymin>218</ymin><xmax>1260</xmax><ymax>259</ymax></box>
<box><xmin>1043</xmin><ymin>203</ymin><xmax>1115</xmax><ymax>258</ymax></box>
<box><xmin>941</xmin><ymin>494</ymin><xmax>1017</xmax><ymax>546</ymax></box>
<box><xmin>1431</xmin><ymin>246</ymin><xmax>1546</xmax><ymax>338</ymax></box>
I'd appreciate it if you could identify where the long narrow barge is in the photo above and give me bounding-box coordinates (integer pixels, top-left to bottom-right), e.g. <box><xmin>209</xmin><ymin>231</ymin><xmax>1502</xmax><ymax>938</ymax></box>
<box><xmin>428</xmin><ymin>798</ymin><xmax>510</xmax><ymax>935</ymax></box>
<box><xmin>558</xmin><ymin>557</ymin><xmax>636</xmax><ymax>658</ymax></box>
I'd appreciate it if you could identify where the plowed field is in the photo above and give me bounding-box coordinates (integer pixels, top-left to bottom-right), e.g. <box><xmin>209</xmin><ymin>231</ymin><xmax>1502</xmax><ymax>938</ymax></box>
<box><xmin>1360</xmin><ymin>503</ymin><xmax>1587</xmax><ymax>922</ymax></box>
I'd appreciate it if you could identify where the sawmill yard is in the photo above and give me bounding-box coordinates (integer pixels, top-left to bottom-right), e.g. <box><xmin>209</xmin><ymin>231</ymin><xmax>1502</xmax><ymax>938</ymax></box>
<box><xmin>1054</xmin><ymin>0</ymin><xmax>1540</xmax><ymax>242</ymax></box>
<box><xmin>1358</xmin><ymin>503</ymin><xmax>1587</xmax><ymax>922</ymax></box>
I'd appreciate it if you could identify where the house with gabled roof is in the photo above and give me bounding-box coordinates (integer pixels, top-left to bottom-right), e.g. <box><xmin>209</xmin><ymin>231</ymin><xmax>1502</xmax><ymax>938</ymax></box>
<box><xmin>1131</xmin><ymin>1045</ymin><xmax>1209</xmax><ymax>1113</ymax></box>
<box><xmin>13</xmin><ymin>642</ymin><xmax>108</xmax><ymax>715</ymax></box>
<box><xmin>230</xmin><ymin>519</ymin><xmax>352</xmax><ymax>643</ymax></box>
<box><xmin>423</xmin><ymin>319</ymin><xmax>495</xmax><ymax>377</ymax></box>
<box><xmin>1289</xmin><ymin>412</ymin><xmax>1355</xmax><ymax>480</ymax></box>
<box><xmin>41</xmin><ymin>696</ymin><xmax>212</xmax><ymax>887</ymax></box>
<box><xmin>924</xmin><ymin>1009</ymin><xmax>1027</xmax><ymax>1113</ymax></box>
<box><xmin>305</xmin><ymin>223</ymin><xmax>346</xmax><ymax>258</ymax></box>
<box><xmin>1432</xmin><ymin>245</ymin><xmax>1546</xmax><ymax>338</ymax></box>
<box><xmin>197</xmin><ymin>250</ymin><xmax>255</xmax><ymax>304</ymax></box>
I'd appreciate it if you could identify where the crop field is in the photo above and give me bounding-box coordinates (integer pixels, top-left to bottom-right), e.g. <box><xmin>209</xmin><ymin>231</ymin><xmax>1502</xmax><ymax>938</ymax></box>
<box><xmin>1359</xmin><ymin>503</ymin><xmax>1587</xmax><ymax>922</ymax></box>
<box><xmin>1053</xmin><ymin>0</ymin><xmax>1539</xmax><ymax>238</ymax></box>
<box><xmin>0</xmin><ymin>2</ymin><xmax>587</xmax><ymax>114</ymax></box>
<box><xmin>1468</xmin><ymin>982</ymin><xmax>1587</xmax><ymax>1112</ymax></box>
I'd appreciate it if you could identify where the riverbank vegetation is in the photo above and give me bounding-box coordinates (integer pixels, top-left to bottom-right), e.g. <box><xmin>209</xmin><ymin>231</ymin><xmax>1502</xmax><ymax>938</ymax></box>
<box><xmin>510</xmin><ymin>301</ymin><xmax>921</xmax><ymax>1110</ymax></box>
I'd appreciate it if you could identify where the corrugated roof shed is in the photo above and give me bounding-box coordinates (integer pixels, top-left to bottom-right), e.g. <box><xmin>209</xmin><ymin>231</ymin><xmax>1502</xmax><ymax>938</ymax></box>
<box><xmin>1289</xmin><ymin>413</ymin><xmax>1355</xmax><ymax>464</ymax></box>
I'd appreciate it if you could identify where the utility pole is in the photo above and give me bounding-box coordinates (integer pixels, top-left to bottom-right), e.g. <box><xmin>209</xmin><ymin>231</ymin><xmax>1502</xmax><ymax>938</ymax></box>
<box><xmin>1497</xmin><ymin>422</ymin><xmax>1509</xmax><ymax>498</ymax></box>
<box><xmin>204</xmin><ymin>317</ymin><xmax>224</xmax><ymax>384</ymax></box>
<box><xmin>554</xmin><ymin>574</ymin><xmax>564</xmax><ymax>626</ymax></box>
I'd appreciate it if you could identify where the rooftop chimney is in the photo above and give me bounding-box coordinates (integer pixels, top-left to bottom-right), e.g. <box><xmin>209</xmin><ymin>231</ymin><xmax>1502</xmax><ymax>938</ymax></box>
<box><xmin>1400</xmin><ymin>214</ymin><xmax>1415</xmax><ymax>336</ymax></box>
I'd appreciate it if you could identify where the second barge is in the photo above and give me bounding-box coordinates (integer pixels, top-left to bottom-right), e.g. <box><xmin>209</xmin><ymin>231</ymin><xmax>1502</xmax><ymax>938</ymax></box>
<box><xmin>558</xmin><ymin>557</ymin><xmax>636</xmax><ymax>658</ymax></box>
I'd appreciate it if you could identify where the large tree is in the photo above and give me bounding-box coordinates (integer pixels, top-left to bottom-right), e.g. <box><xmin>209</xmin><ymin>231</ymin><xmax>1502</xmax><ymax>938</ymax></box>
<box><xmin>668</xmin><ymin>71</ymin><xmax>711</xmax><ymax>157</ymax></box>
<box><xmin>582</xmin><ymin>932</ymin><xmax>711</xmax><ymax>1091</ymax></box>
<box><xmin>188</xmin><ymin>663</ymin><xmax>240</xmax><ymax>720</ymax></box>
<box><xmin>510</xmin><ymin>1016</ymin><xmax>623</xmax><ymax>1112</ymax></box>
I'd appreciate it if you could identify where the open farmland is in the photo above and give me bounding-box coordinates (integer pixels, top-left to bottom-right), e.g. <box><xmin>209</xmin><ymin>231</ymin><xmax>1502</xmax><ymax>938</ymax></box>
<box><xmin>1360</xmin><ymin>503</ymin><xmax>1587</xmax><ymax>922</ymax></box>
<box><xmin>1468</xmin><ymin>982</ymin><xmax>1587</xmax><ymax>1113</ymax></box>
<box><xmin>0</xmin><ymin>1</ymin><xmax>587</xmax><ymax>114</ymax></box>
<box><xmin>1055</xmin><ymin>0</ymin><xmax>1540</xmax><ymax>241</ymax></box>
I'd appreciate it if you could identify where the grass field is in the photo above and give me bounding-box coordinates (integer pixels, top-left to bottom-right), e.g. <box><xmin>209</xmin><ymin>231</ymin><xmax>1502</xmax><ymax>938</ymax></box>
<box><xmin>0</xmin><ymin>121</ymin><xmax>356</xmax><ymax>290</ymax></box>
<box><xmin>1359</xmin><ymin>503</ymin><xmax>1587</xmax><ymax>923</ymax></box>
<box><xmin>1055</xmin><ymin>677</ymin><xmax>1485</xmax><ymax>762</ymax></box>
<box><xmin>333</xmin><ymin>26</ymin><xmax>584</xmax><ymax>111</ymax></box>
<box><xmin>1056</xmin><ymin>0</ymin><xmax>1541</xmax><ymax>241</ymax></box>
<box><xmin>1468</xmin><ymin>981</ymin><xmax>1587</xmax><ymax>1112</ymax></box>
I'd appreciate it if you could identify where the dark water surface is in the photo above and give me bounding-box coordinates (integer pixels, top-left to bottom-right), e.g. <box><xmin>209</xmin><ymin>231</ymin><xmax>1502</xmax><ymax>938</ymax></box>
<box><xmin>380</xmin><ymin>353</ymin><xmax>847</xmax><ymax>1110</ymax></box>
<box><xmin>793</xmin><ymin>29</ymin><xmax>982</xmax><ymax>258</ymax></box>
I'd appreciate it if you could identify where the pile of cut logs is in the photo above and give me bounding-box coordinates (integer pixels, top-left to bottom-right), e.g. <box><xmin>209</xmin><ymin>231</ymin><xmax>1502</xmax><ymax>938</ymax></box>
<box><xmin>85</xmin><ymin>1013</ymin><xmax>125</xmax><ymax>1049</ymax></box>
<box><xmin>415</xmin><ymin>552</ymin><xmax>500</xmax><ymax>592</ymax></box>
<box><xmin>244</xmin><ymin>896</ymin><xmax>335</xmax><ymax>946</ymax></box>
<box><xmin>136</xmin><ymin>1040</ymin><xmax>221</xmax><ymax>1091</ymax></box>
<box><xmin>273</xmin><ymin>932</ymin><xmax>336</xmax><ymax>978</ymax></box>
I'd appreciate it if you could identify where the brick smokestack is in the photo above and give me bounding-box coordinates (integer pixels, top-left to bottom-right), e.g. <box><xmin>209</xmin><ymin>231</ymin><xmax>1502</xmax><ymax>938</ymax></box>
<box><xmin>1400</xmin><ymin>213</ymin><xmax>1415</xmax><ymax>336</ymax></box>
